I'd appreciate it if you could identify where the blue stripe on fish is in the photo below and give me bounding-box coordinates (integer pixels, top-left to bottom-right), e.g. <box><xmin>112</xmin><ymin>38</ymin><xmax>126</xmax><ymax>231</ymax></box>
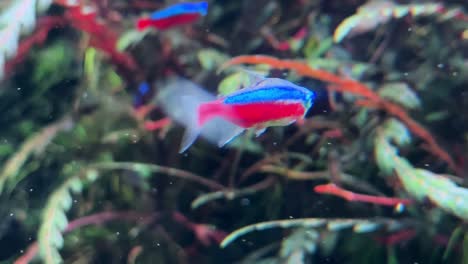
<box><xmin>223</xmin><ymin>79</ymin><xmax>316</xmax><ymax>105</ymax></box>
<box><xmin>150</xmin><ymin>2</ymin><xmax>208</xmax><ymax>20</ymax></box>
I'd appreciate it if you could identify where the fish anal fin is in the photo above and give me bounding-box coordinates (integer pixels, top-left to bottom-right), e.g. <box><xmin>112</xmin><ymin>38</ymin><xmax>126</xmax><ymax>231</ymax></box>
<box><xmin>238</xmin><ymin>68</ymin><xmax>267</xmax><ymax>87</ymax></box>
<box><xmin>255</xmin><ymin>127</ymin><xmax>267</xmax><ymax>137</ymax></box>
<box><xmin>217</xmin><ymin>127</ymin><xmax>245</xmax><ymax>147</ymax></box>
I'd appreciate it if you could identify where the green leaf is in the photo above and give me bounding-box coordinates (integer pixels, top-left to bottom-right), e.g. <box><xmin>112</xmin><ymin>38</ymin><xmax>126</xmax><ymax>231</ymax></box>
<box><xmin>53</xmin><ymin>209</ymin><xmax>69</xmax><ymax>231</ymax></box>
<box><xmin>218</xmin><ymin>72</ymin><xmax>250</xmax><ymax>95</ymax></box>
<box><xmin>0</xmin><ymin>143</ymin><xmax>14</xmax><ymax>157</ymax></box>
<box><xmin>49</xmin><ymin>227</ymin><xmax>64</xmax><ymax>249</ymax></box>
<box><xmin>443</xmin><ymin>226</ymin><xmax>463</xmax><ymax>260</ymax></box>
<box><xmin>374</xmin><ymin>136</ymin><xmax>398</xmax><ymax>175</ymax></box>
<box><xmin>326</xmin><ymin>220</ymin><xmax>355</xmax><ymax>231</ymax></box>
<box><xmin>387</xmin><ymin>246</ymin><xmax>398</xmax><ymax>264</ymax></box>
<box><xmin>59</xmin><ymin>191</ymin><xmax>72</xmax><ymax>211</ymax></box>
<box><xmin>378</xmin><ymin>83</ymin><xmax>421</xmax><ymax>109</ymax></box>
<box><xmin>133</xmin><ymin>164</ymin><xmax>152</xmax><ymax>178</ymax></box>
<box><xmin>117</xmin><ymin>30</ymin><xmax>148</xmax><ymax>51</ymax></box>
<box><xmin>462</xmin><ymin>232</ymin><xmax>468</xmax><ymax>264</ymax></box>
<box><xmin>32</xmin><ymin>40</ymin><xmax>74</xmax><ymax>92</ymax></box>
<box><xmin>17</xmin><ymin>120</ymin><xmax>36</xmax><ymax>136</ymax></box>
<box><xmin>197</xmin><ymin>49</ymin><xmax>229</xmax><ymax>71</ymax></box>
<box><xmin>353</xmin><ymin>221</ymin><xmax>380</xmax><ymax>233</ymax></box>
<box><xmin>38</xmin><ymin>167</ymin><xmax>92</xmax><ymax>264</ymax></box>
<box><xmin>280</xmin><ymin>228</ymin><xmax>318</xmax><ymax>258</ymax></box>
<box><xmin>425</xmin><ymin>111</ymin><xmax>450</xmax><ymax>122</ymax></box>
<box><xmin>221</xmin><ymin>218</ymin><xmax>402</xmax><ymax>248</ymax></box>
<box><xmin>304</xmin><ymin>37</ymin><xmax>333</xmax><ymax>59</ymax></box>
<box><xmin>106</xmin><ymin>70</ymin><xmax>123</xmax><ymax>88</ymax></box>
<box><xmin>382</xmin><ymin>119</ymin><xmax>411</xmax><ymax>146</ymax></box>
<box><xmin>84</xmin><ymin>47</ymin><xmax>97</xmax><ymax>78</ymax></box>
<box><xmin>69</xmin><ymin>178</ymin><xmax>83</xmax><ymax>193</ymax></box>
<box><xmin>86</xmin><ymin>169</ymin><xmax>98</xmax><ymax>181</ymax></box>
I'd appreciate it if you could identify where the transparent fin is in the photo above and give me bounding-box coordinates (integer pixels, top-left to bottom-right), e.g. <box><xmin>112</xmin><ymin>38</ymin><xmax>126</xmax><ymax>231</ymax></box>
<box><xmin>284</xmin><ymin>119</ymin><xmax>297</xmax><ymax>126</ymax></box>
<box><xmin>255</xmin><ymin>128</ymin><xmax>267</xmax><ymax>137</ymax></box>
<box><xmin>179</xmin><ymin>125</ymin><xmax>201</xmax><ymax>153</ymax></box>
<box><xmin>178</xmin><ymin>95</ymin><xmax>201</xmax><ymax>153</ymax></box>
<box><xmin>250</xmin><ymin>77</ymin><xmax>296</xmax><ymax>89</ymax></box>
<box><xmin>217</xmin><ymin>127</ymin><xmax>245</xmax><ymax>147</ymax></box>
<box><xmin>238</xmin><ymin>68</ymin><xmax>267</xmax><ymax>87</ymax></box>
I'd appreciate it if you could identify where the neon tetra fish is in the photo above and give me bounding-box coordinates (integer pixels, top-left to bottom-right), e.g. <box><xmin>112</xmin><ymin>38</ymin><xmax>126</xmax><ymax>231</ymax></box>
<box><xmin>136</xmin><ymin>1</ymin><xmax>208</xmax><ymax>31</ymax></box>
<box><xmin>180</xmin><ymin>76</ymin><xmax>316</xmax><ymax>152</ymax></box>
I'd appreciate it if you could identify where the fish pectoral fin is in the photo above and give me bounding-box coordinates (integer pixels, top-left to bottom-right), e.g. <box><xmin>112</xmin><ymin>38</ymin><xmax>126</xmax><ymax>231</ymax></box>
<box><xmin>217</xmin><ymin>127</ymin><xmax>245</xmax><ymax>147</ymax></box>
<box><xmin>255</xmin><ymin>127</ymin><xmax>267</xmax><ymax>137</ymax></box>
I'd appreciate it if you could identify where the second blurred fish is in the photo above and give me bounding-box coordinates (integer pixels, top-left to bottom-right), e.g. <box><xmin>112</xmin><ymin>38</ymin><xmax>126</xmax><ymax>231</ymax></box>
<box><xmin>136</xmin><ymin>1</ymin><xmax>208</xmax><ymax>31</ymax></box>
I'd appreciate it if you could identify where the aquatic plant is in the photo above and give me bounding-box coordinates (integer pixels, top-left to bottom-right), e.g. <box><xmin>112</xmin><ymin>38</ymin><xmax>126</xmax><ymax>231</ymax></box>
<box><xmin>333</xmin><ymin>1</ymin><xmax>467</xmax><ymax>43</ymax></box>
<box><xmin>0</xmin><ymin>0</ymin><xmax>60</xmax><ymax>79</ymax></box>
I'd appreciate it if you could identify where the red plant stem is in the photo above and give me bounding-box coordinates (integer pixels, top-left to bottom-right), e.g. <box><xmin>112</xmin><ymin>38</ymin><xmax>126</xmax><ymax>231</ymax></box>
<box><xmin>221</xmin><ymin>55</ymin><xmax>457</xmax><ymax>171</ymax></box>
<box><xmin>172</xmin><ymin>212</ymin><xmax>227</xmax><ymax>246</ymax></box>
<box><xmin>6</xmin><ymin>1</ymin><xmax>139</xmax><ymax>82</ymax></box>
<box><xmin>436</xmin><ymin>6</ymin><xmax>468</xmax><ymax>22</ymax></box>
<box><xmin>292</xmin><ymin>27</ymin><xmax>308</xmax><ymax>40</ymax></box>
<box><xmin>144</xmin><ymin>118</ymin><xmax>172</xmax><ymax>131</ymax></box>
<box><xmin>172</xmin><ymin>211</ymin><xmax>194</xmax><ymax>229</ymax></box>
<box><xmin>65</xmin><ymin>5</ymin><xmax>139</xmax><ymax>74</ymax></box>
<box><xmin>314</xmin><ymin>183</ymin><xmax>413</xmax><ymax>206</ymax></box>
<box><xmin>127</xmin><ymin>245</ymin><xmax>143</xmax><ymax>264</ymax></box>
<box><xmin>14</xmin><ymin>211</ymin><xmax>157</xmax><ymax>264</ymax></box>
<box><xmin>262</xmin><ymin>26</ymin><xmax>307</xmax><ymax>51</ymax></box>
<box><xmin>375</xmin><ymin>229</ymin><xmax>417</xmax><ymax>246</ymax></box>
<box><xmin>14</xmin><ymin>243</ymin><xmax>38</xmax><ymax>264</ymax></box>
<box><xmin>323</xmin><ymin>128</ymin><xmax>343</xmax><ymax>139</ymax></box>
<box><xmin>261</xmin><ymin>27</ymin><xmax>289</xmax><ymax>51</ymax></box>
<box><xmin>134</xmin><ymin>104</ymin><xmax>157</xmax><ymax>120</ymax></box>
<box><xmin>54</xmin><ymin>0</ymin><xmax>139</xmax><ymax>79</ymax></box>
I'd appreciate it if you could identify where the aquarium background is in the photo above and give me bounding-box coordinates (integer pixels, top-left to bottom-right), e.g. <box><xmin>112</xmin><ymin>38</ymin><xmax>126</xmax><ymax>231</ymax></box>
<box><xmin>0</xmin><ymin>0</ymin><xmax>467</xmax><ymax>263</ymax></box>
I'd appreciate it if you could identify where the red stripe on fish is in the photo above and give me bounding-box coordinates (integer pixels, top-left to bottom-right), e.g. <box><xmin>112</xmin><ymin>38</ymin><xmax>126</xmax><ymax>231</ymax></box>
<box><xmin>137</xmin><ymin>13</ymin><xmax>202</xmax><ymax>31</ymax></box>
<box><xmin>198</xmin><ymin>101</ymin><xmax>306</xmax><ymax>128</ymax></box>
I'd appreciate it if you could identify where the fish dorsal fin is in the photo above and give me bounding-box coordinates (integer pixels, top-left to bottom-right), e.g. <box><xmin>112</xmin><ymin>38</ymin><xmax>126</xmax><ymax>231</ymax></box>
<box><xmin>250</xmin><ymin>77</ymin><xmax>296</xmax><ymax>89</ymax></box>
<box><xmin>239</xmin><ymin>68</ymin><xmax>267</xmax><ymax>86</ymax></box>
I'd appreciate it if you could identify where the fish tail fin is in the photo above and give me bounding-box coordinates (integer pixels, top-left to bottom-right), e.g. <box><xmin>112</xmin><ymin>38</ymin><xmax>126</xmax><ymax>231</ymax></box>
<box><xmin>179</xmin><ymin>97</ymin><xmax>227</xmax><ymax>152</ymax></box>
<box><xmin>179</xmin><ymin>95</ymin><xmax>203</xmax><ymax>153</ymax></box>
<box><xmin>136</xmin><ymin>19</ymin><xmax>151</xmax><ymax>31</ymax></box>
<box><xmin>179</xmin><ymin>125</ymin><xmax>201</xmax><ymax>153</ymax></box>
<box><xmin>218</xmin><ymin>127</ymin><xmax>245</xmax><ymax>147</ymax></box>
